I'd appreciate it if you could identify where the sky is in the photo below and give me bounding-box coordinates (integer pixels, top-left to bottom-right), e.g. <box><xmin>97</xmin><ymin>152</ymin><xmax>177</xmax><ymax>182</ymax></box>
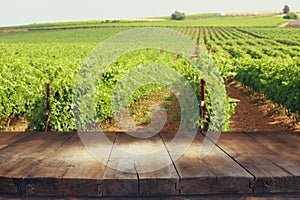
<box><xmin>1</xmin><ymin>0</ymin><xmax>300</xmax><ymax>27</ymax></box>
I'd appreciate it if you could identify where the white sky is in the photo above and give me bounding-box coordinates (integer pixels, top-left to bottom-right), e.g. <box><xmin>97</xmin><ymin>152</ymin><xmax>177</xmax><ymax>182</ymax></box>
<box><xmin>1</xmin><ymin>0</ymin><xmax>299</xmax><ymax>26</ymax></box>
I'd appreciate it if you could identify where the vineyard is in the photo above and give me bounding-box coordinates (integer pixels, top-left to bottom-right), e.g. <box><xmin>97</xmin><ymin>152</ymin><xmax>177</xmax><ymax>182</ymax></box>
<box><xmin>177</xmin><ymin>26</ymin><xmax>300</xmax><ymax>115</ymax></box>
<box><xmin>0</xmin><ymin>19</ymin><xmax>300</xmax><ymax>132</ymax></box>
<box><xmin>0</xmin><ymin>28</ymin><xmax>130</xmax><ymax>131</ymax></box>
<box><xmin>0</xmin><ymin>15</ymin><xmax>288</xmax><ymax>30</ymax></box>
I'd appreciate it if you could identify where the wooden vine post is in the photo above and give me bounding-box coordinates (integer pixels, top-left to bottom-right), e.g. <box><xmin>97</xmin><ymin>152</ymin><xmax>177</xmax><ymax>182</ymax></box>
<box><xmin>201</xmin><ymin>79</ymin><xmax>207</xmax><ymax>132</ymax></box>
<box><xmin>46</xmin><ymin>83</ymin><xmax>51</xmax><ymax>132</ymax></box>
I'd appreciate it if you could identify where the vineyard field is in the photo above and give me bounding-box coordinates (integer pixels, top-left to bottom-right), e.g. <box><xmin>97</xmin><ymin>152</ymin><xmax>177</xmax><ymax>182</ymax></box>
<box><xmin>0</xmin><ymin>15</ymin><xmax>290</xmax><ymax>31</ymax></box>
<box><xmin>0</xmin><ymin>27</ymin><xmax>131</xmax><ymax>43</ymax></box>
<box><xmin>0</xmin><ymin>28</ymin><xmax>130</xmax><ymax>131</ymax></box>
<box><xmin>0</xmin><ymin>27</ymin><xmax>230</xmax><ymax>131</ymax></box>
<box><xmin>0</xmin><ymin>20</ymin><xmax>300</xmax><ymax>132</ymax></box>
<box><xmin>177</xmin><ymin>26</ymin><xmax>300</xmax><ymax>114</ymax></box>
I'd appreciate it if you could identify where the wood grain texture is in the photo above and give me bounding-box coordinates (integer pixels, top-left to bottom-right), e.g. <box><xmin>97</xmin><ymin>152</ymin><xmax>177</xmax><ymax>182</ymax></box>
<box><xmin>246</xmin><ymin>132</ymin><xmax>300</xmax><ymax>166</ymax></box>
<box><xmin>0</xmin><ymin>132</ymin><xmax>30</xmax><ymax>150</ymax></box>
<box><xmin>133</xmin><ymin>133</ymin><xmax>179</xmax><ymax>195</ymax></box>
<box><xmin>100</xmin><ymin>133</ymin><xmax>138</xmax><ymax>196</ymax></box>
<box><xmin>0</xmin><ymin>133</ymin><xmax>72</xmax><ymax>195</ymax></box>
<box><xmin>24</xmin><ymin>133</ymin><xmax>109</xmax><ymax>196</ymax></box>
<box><xmin>101</xmin><ymin>132</ymin><xmax>179</xmax><ymax>196</ymax></box>
<box><xmin>0</xmin><ymin>132</ymin><xmax>299</xmax><ymax>197</ymax></box>
<box><xmin>209</xmin><ymin>132</ymin><xmax>300</xmax><ymax>193</ymax></box>
<box><xmin>160</xmin><ymin>132</ymin><xmax>253</xmax><ymax>195</ymax></box>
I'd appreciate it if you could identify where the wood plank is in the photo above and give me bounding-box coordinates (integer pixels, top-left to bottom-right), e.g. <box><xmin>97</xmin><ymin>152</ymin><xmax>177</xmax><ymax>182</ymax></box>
<box><xmin>208</xmin><ymin>132</ymin><xmax>300</xmax><ymax>193</ymax></box>
<box><xmin>0</xmin><ymin>132</ymin><xmax>30</xmax><ymax>150</ymax></box>
<box><xmin>0</xmin><ymin>132</ymin><xmax>299</xmax><ymax>197</ymax></box>
<box><xmin>160</xmin><ymin>132</ymin><xmax>253</xmax><ymax>195</ymax></box>
<box><xmin>0</xmin><ymin>132</ymin><xmax>72</xmax><ymax>195</ymax></box>
<box><xmin>246</xmin><ymin>132</ymin><xmax>300</xmax><ymax>166</ymax></box>
<box><xmin>24</xmin><ymin>133</ymin><xmax>113</xmax><ymax>196</ymax></box>
<box><xmin>0</xmin><ymin>176</ymin><xmax>23</xmax><ymax>195</ymax></box>
<box><xmin>99</xmin><ymin>169</ymin><xmax>138</xmax><ymax>197</ymax></box>
<box><xmin>132</xmin><ymin>133</ymin><xmax>179</xmax><ymax>195</ymax></box>
<box><xmin>100</xmin><ymin>133</ymin><xmax>142</xmax><ymax>196</ymax></box>
<box><xmin>0</xmin><ymin>132</ymin><xmax>21</xmax><ymax>143</ymax></box>
<box><xmin>0</xmin><ymin>132</ymin><xmax>71</xmax><ymax>177</ymax></box>
<box><xmin>2</xmin><ymin>193</ymin><xmax>300</xmax><ymax>199</ymax></box>
<box><xmin>0</xmin><ymin>132</ymin><xmax>33</xmax><ymax>194</ymax></box>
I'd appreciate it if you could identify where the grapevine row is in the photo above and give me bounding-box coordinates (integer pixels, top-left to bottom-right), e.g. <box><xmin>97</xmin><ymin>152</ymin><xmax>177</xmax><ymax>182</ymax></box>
<box><xmin>181</xmin><ymin>27</ymin><xmax>300</xmax><ymax>115</ymax></box>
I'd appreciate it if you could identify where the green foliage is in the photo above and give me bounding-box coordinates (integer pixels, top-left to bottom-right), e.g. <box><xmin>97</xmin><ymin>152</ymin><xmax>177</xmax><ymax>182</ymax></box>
<box><xmin>93</xmin><ymin>48</ymin><xmax>220</xmax><ymax>131</ymax></box>
<box><xmin>0</xmin><ymin>43</ymin><xmax>93</xmax><ymax>131</ymax></box>
<box><xmin>0</xmin><ymin>36</ymin><xmax>229</xmax><ymax>131</ymax></box>
<box><xmin>0</xmin><ymin>27</ymin><xmax>130</xmax><ymax>43</ymax></box>
<box><xmin>2</xmin><ymin>25</ymin><xmax>300</xmax><ymax>132</ymax></box>
<box><xmin>185</xmin><ymin>13</ymin><xmax>222</xmax><ymax>20</ymax></box>
<box><xmin>190</xmin><ymin>27</ymin><xmax>300</xmax><ymax>116</ymax></box>
<box><xmin>240</xmin><ymin>27</ymin><xmax>300</xmax><ymax>46</ymax></box>
<box><xmin>283</xmin><ymin>12</ymin><xmax>298</xmax><ymax>19</ymax></box>
<box><xmin>0</xmin><ymin>28</ymin><xmax>124</xmax><ymax>131</ymax></box>
<box><xmin>0</xmin><ymin>16</ymin><xmax>288</xmax><ymax>30</ymax></box>
<box><xmin>148</xmin><ymin>13</ymin><xmax>222</xmax><ymax>20</ymax></box>
<box><xmin>235</xmin><ymin>57</ymin><xmax>300</xmax><ymax>113</ymax></box>
<box><xmin>171</xmin><ymin>11</ymin><xmax>186</xmax><ymax>20</ymax></box>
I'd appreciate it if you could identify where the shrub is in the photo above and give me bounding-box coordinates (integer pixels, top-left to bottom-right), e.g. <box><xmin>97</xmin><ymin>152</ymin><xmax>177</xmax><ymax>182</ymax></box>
<box><xmin>283</xmin><ymin>12</ymin><xmax>298</xmax><ymax>19</ymax></box>
<box><xmin>171</xmin><ymin>11</ymin><xmax>185</xmax><ymax>20</ymax></box>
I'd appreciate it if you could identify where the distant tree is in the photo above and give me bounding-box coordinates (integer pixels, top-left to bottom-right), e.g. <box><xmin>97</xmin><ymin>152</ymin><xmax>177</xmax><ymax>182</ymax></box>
<box><xmin>171</xmin><ymin>11</ymin><xmax>185</xmax><ymax>20</ymax></box>
<box><xmin>283</xmin><ymin>5</ymin><xmax>290</xmax><ymax>14</ymax></box>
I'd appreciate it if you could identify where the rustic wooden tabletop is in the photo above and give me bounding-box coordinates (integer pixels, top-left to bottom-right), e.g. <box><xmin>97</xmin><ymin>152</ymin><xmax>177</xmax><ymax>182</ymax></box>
<box><xmin>0</xmin><ymin>132</ymin><xmax>299</xmax><ymax>198</ymax></box>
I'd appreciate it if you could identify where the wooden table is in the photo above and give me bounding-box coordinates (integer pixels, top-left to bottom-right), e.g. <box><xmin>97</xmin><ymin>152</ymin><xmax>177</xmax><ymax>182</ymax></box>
<box><xmin>0</xmin><ymin>132</ymin><xmax>299</xmax><ymax>198</ymax></box>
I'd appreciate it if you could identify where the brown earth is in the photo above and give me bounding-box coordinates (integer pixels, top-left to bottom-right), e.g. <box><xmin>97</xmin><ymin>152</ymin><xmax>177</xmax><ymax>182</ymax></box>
<box><xmin>285</xmin><ymin>20</ymin><xmax>300</xmax><ymax>28</ymax></box>
<box><xmin>155</xmin><ymin>80</ymin><xmax>300</xmax><ymax>133</ymax></box>
<box><xmin>0</xmin><ymin>29</ymin><xmax>28</xmax><ymax>34</ymax></box>
<box><xmin>226</xmin><ymin>80</ymin><xmax>300</xmax><ymax>132</ymax></box>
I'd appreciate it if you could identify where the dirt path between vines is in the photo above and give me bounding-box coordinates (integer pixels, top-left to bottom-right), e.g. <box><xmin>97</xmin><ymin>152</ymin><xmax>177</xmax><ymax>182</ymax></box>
<box><xmin>109</xmin><ymin>80</ymin><xmax>300</xmax><ymax>134</ymax></box>
<box><xmin>226</xmin><ymin>80</ymin><xmax>300</xmax><ymax>132</ymax></box>
<box><xmin>285</xmin><ymin>20</ymin><xmax>300</xmax><ymax>28</ymax></box>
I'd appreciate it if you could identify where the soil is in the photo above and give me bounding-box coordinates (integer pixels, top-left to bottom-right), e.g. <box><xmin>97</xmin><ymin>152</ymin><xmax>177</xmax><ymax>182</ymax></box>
<box><xmin>101</xmin><ymin>90</ymin><xmax>181</xmax><ymax>134</ymax></box>
<box><xmin>285</xmin><ymin>20</ymin><xmax>300</xmax><ymax>28</ymax></box>
<box><xmin>0</xmin><ymin>29</ymin><xmax>28</xmax><ymax>34</ymax></box>
<box><xmin>226</xmin><ymin>80</ymin><xmax>300</xmax><ymax>132</ymax></box>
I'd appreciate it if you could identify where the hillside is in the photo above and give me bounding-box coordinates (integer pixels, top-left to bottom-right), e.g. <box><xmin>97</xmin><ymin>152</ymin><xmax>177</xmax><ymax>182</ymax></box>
<box><xmin>0</xmin><ymin>15</ymin><xmax>292</xmax><ymax>31</ymax></box>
